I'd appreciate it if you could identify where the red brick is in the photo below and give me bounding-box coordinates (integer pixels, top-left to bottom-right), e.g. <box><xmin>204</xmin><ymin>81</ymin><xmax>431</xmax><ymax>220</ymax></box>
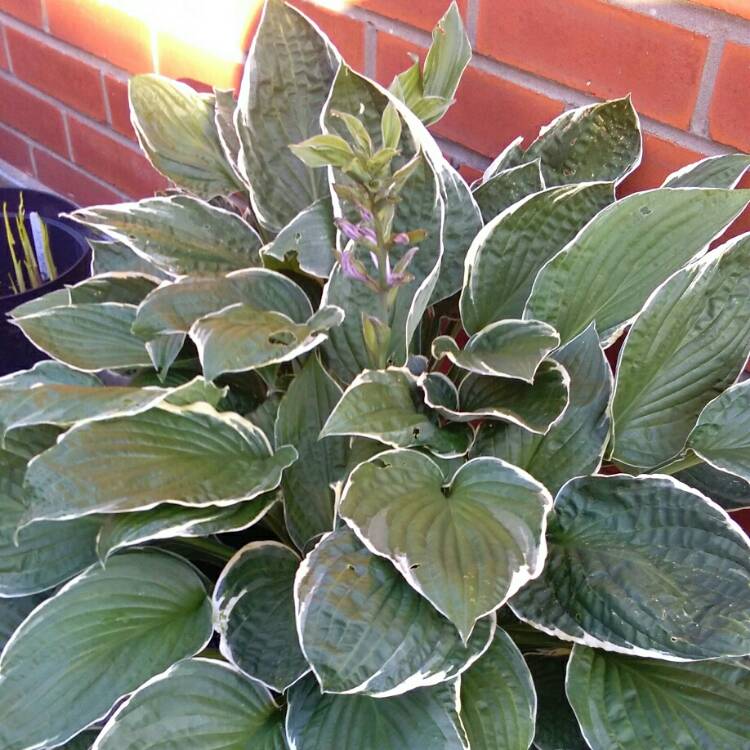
<box><xmin>0</xmin><ymin>122</ymin><xmax>32</xmax><ymax>172</ymax></box>
<box><xmin>0</xmin><ymin>26</ymin><xmax>8</xmax><ymax>70</ymax></box>
<box><xmin>477</xmin><ymin>0</ymin><xmax>709</xmax><ymax>130</ymax></box>
<box><xmin>105</xmin><ymin>75</ymin><xmax>134</xmax><ymax>139</ymax></box>
<box><xmin>5</xmin><ymin>26</ymin><xmax>106</xmax><ymax>120</ymax></box>
<box><xmin>290</xmin><ymin>1</ymin><xmax>365</xmax><ymax>71</ymax></box>
<box><xmin>688</xmin><ymin>0</ymin><xmax>750</xmax><ymax>20</ymax></box>
<box><xmin>376</xmin><ymin>33</ymin><xmax>564</xmax><ymax>159</ymax></box>
<box><xmin>46</xmin><ymin>0</ymin><xmax>153</xmax><ymax>74</ymax></box>
<box><xmin>709</xmin><ymin>42</ymin><xmax>750</xmax><ymax>152</ymax></box>
<box><xmin>360</xmin><ymin>0</ymin><xmax>468</xmax><ymax>33</ymax></box>
<box><xmin>618</xmin><ymin>132</ymin><xmax>704</xmax><ymax>197</ymax></box>
<box><xmin>68</xmin><ymin>116</ymin><xmax>168</xmax><ymax>198</ymax></box>
<box><xmin>458</xmin><ymin>164</ymin><xmax>483</xmax><ymax>186</ymax></box>
<box><xmin>0</xmin><ymin>74</ymin><xmax>68</xmax><ymax>155</ymax></box>
<box><xmin>0</xmin><ymin>0</ymin><xmax>43</xmax><ymax>27</ymax></box>
<box><xmin>34</xmin><ymin>147</ymin><xmax>123</xmax><ymax>206</ymax></box>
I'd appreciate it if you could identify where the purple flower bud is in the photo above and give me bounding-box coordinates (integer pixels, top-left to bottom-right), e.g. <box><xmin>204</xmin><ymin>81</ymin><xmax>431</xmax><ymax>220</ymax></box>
<box><xmin>340</xmin><ymin>249</ymin><xmax>370</xmax><ymax>284</ymax></box>
<box><xmin>392</xmin><ymin>232</ymin><xmax>410</xmax><ymax>245</ymax></box>
<box><xmin>358</xmin><ymin>206</ymin><xmax>374</xmax><ymax>222</ymax></box>
<box><xmin>386</xmin><ymin>246</ymin><xmax>419</xmax><ymax>287</ymax></box>
<box><xmin>334</xmin><ymin>218</ymin><xmax>364</xmax><ymax>242</ymax></box>
<box><xmin>360</xmin><ymin>226</ymin><xmax>377</xmax><ymax>244</ymax></box>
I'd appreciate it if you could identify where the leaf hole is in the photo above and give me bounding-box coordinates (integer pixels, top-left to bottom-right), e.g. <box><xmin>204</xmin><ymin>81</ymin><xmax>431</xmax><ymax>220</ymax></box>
<box><xmin>347</xmin><ymin>564</ymin><xmax>355</xmax><ymax>572</ymax></box>
<box><xmin>373</xmin><ymin>459</ymin><xmax>391</xmax><ymax>469</ymax></box>
<box><xmin>294</xmin><ymin>232</ymin><xmax>302</xmax><ymax>241</ymax></box>
<box><xmin>412</xmin><ymin>427</ymin><xmax>420</xmax><ymax>438</ymax></box>
<box><xmin>640</xmin><ymin>206</ymin><xmax>653</xmax><ymax>216</ymax></box>
<box><xmin>268</xmin><ymin>330</ymin><xmax>297</xmax><ymax>346</ymax></box>
<box><xmin>440</xmin><ymin>485</ymin><xmax>450</xmax><ymax>497</ymax></box>
<box><xmin>410</xmin><ymin>563</ymin><xmax>421</xmax><ymax>570</ymax></box>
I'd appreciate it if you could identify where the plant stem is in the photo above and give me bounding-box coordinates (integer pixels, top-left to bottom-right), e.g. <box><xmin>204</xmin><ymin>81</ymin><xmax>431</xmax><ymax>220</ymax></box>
<box><xmin>653</xmin><ymin>452</ymin><xmax>703</xmax><ymax>475</ymax></box>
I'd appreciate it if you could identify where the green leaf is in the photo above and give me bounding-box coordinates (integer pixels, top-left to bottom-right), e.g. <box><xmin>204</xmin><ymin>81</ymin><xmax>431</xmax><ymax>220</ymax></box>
<box><xmin>274</xmin><ymin>356</ymin><xmax>348</xmax><ymax>550</ymax></box>
<box><xmin>0</xmin><ymin>593</ymin><xmax>45</xmax><ymax>650</ymax></box>
<box><xmin>674</xmin><ymin>462</ymin><xmax>750</xmax><ymax>512</ymax></box>
<box><xmin>339</xmin><ymin>449</ymin><xmax>551</xmax><ymax>641</ymax></box>
<box><xmin>484</xmin><ymin>136</ymin><xmax>525</xmax><ymax>177</ymax></box>
<box><xmin>459</xmin><ymin>629</ymin><xmax>536</xmax><ymax>750</ymax></box>
<box><xmin>423</xmin><ymin>361</ymin><xmax>570</xmax><ymax>434</ymax></box>
<box><xmin>522</xmin><ymin>97</ymin><xmax>642</xmax><ymax>186</ymax></box>
<box><xmin>58</xmin><ymin>731</ymin><xmax>99</xmax><ymax>750</ymax></box>
<box><xmin>567</xmin><ymin>646</ymin><xmax>750</xmax><ymax>750</ymax></box>
<box><xmin>191</xmin><ymin>303</ymin><xmax>344</xmax><ymax>381</ymax></box>
<box><xmin>236</xmin><ymin>0</ymin><xmax>338</xmax><ymax>233</ymax></box>
<box><xmin>23</xmin><ymin>403</ymin><xmax>298</xmax><ymax>521</ymax></box>
<box><xmin>214</xmin><ymin>541</ymin><xmax>308</xmax><ymax>692</ymax></box>
<box><xmin>94</xmin><ymin>658</ymin><xmax>288</xmax><ymax>750</ymax></box>
<box><xmin>2</xmin><ymin>424</ymin><xmax>63</xmax><ymax>461</ymax></box>
<box><xmin>688</xmin><ymin>381</ymin><xmax>750</xmax><ymax>483</ymax></box>
<box><xmin>9</xmin><ymin>287</ymin><xmax>70</xmax><ymax>317</ymax></box>
<box><xmin>134</xmin><ymin>268</ymin><xmax>312</xmax><ymax>340</ymax></box>
<box><xmin>146</xmin><ymin>332</ymin><xmax>185</xmax><ymax>379</ymax></box>
<box><xmin>261</xmin><ymin>197</ymin><xmax>336</xmax><ymax>278</ymax></box>
<box><xmin>511</xmin><ymin>474</ymin><xmax>750</xmax><ymax>660</ymax></box>
<box><xmin>433</xmin><ymin>319</ymin><xmax>559</xmax><ymax>381</ymax></box>
<box><xmin>286</xmin><ymin>675</ymin><xmax>468</xmax><ymax>750</ymax></box>
<box><xmin>461</xmin><ymin>182</ymin><xmax>613</xmax><ymax>332</ymax></box>
<box><xmin>129</xmin><ymin>74</ymin><xmax>240</xmax><ymax>198</ymax></box>
<box><xmin>0</xmin><ymin>360</ymin><xmax>101</xmax><ymax>389</ymax></box>
<box><xmin>70</xmin><ymin>196</ymin><xmax>263</xmax><ymax>276</ymax></box>
<box><xmin>90</xmin><ymin>239</ymin><xmax>171</xmax><ymax>280</ymax></box>
<box><xmin>0</xmin><ymin>551</ymin><xmax>212</xmax><ymax>750</ymax></box>
<box><xmin>473</xmin><ymin>160</ymin><xmax>544</xmax><ymax>222</ymax></box>
<box><xmin>96</xmin><ymin>492</ymin><xmax>278</xmax><ymax>561</ymax></box>
<box><xmin>611</xmin><ymin>235</ymin><xmax>750</xmax><ymax>469</ymax></box>
<box><xmin>525</xmin><ymin>655</ymin><xmax>588</xmax><ymax>750</ymax></box>
<box><xmin>470</xmin><ymin>324</ymin><xmax>612</xmax><ymax>495</ymax></box>
<box><xmin>290</xmin><ymin>133</ymin><xmax>355</xmax><ymax>168</ymax></box>
<box><xmin>213</xmin><ymin>87</ymin><xmax>244</xmax><ymax>184</ymax></box>
<box><xmin>663</xmin><ymin>153</ymin><xmax>750</xmax><ymax>188</ymax></box>
<box><xmin>525</xmin><ymin>188</ymin><xmax>750</xmax><ymax>346</ymax></box>
<box><xmin>321</xmin><ymin>368</ymin><xmax>471</xmax><ymax>457</ymax></box>
<box><xmin>295</xmin><ymin>528</ymin><xmax>494</xmax><ymax>696</ymax></box>
<box><xmin>68</xmin><ymin>273</ymin><xmax>159</xmax><ymax>305</ymax></box>
<box><xmin>13</xmin><ymin>303</ymin><xmax>151</xmax><ymax>371</ymax></box>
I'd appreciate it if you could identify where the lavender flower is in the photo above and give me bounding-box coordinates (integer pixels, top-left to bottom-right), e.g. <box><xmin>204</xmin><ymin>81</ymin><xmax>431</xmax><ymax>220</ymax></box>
<box><xmin>334</xmin><ymin>218</ymin><xmax>364</xmax><ymax>242</ymax></box>
<box><xmin>392</xmin><ymin>232</ymin><xmax>410</xmax><ymax>245</ymax></box>
<box><xmin>340</xmin><ymin>248</ymin><xmax>370</xmax><ymax>284</ymax></box>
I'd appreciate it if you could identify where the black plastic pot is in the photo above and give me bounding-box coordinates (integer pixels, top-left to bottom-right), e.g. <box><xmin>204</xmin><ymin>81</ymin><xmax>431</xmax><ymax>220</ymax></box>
<box><xmin>0</xmin><ymin>190</ymin><xmax>91</xmax><ymax>376</ymax></box>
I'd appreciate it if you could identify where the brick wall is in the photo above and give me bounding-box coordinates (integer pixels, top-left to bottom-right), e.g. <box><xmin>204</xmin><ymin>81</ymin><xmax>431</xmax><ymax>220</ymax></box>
<box><xmin>1</xmin><ymin>0</ymin><xmax>750</xmax><ymax>212</ymax></box>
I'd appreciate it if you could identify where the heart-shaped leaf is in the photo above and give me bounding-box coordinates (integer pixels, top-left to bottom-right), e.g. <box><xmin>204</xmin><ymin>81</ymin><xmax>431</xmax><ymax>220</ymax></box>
<box><xmin>70</xmin><ymin>196</ymin><xmax>263</xmax><ymax>276</ymax></box>
<box><xmin>433</xmin><ymin>319</ymin><xmax>559</xmax><ymax>381</ymax></box>
<box><xmin>0</xmin><ymin>551</ymin><xmax>213</xmax><ymax>750</ymax></box>
<box><xmin>472</xmin><ymin>160</ymin><xmax>544</xmax><ymax>222</ymax></box>
<box><xmin>94</xmin><ymin>658</ymin><xmax>288</xmax><ymax>750</ymax></box>
<box><xmin>23</xmin><ymin>403</ymin><xmax>297</xmax><ymax>521</ymax></box>
<box><xmin>511</xmin><ymin>474</ymin><xmax>750</xmax><ymax>660</ymax></box>
<box><xmin>461</xmin><ymin>182</ymin><xmax>613</xmax><ymax>332</ymax></box>
<box><xmin>214</xmin><ymin>542</ymin><xmax>308</xmax><ymax>692</ymax></box>
<box><xmin>525</xmin><ymin>188</ymin><xmax>750</xmax><ymax>345</ymax></box>
<box><xmin>663</xmin><ymin>153</ymin><xmax>750</xmax><ymax>188</ymax></box>
<box><xmin>67</xmin><ymin>273</ymin><xmax>159</xmax><ymax>305</ymax></box>
<box><xmin>339</xmin><ymin>449</ymin><xmax>551</xmax><ymax>641</ymax></box>
<box><xmin>459</xmin><ymin>629</ymin><xmax>537</xmax><ymax>750</ymax></box>
<box><xmin>295</xmin><ymin>527</ymin><xmax>495</xmax><ymax>696</ymax></box>
<box><xmin>611</xmin><ymin>235</ymin><xmax>750</xmax><ymax>469</ymax></box>
<box><xmin>567</xmin><ymin>646</ymin><xmax>750</xmax><ymax>750</ymax></box>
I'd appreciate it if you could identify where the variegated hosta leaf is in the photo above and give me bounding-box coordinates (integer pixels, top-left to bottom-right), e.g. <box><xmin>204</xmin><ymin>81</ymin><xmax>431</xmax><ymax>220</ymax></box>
<box><xmin>236</xmin><ymin>0</ymin><xmax>338</xmax><ymax>233</ymax></box>
<box><xmin>422</xmin><ymin>361</ymin><xmax>570</xmax><ymax>434</ymax></box>
<box><xmin>526</xmin><ymin>655</ymin><xmax>588</xmax><ymax>750</ymax></box>
<box><xmin>13</xmin><ymin>303</ymin><xmax>151</xmax><ymax>371</ymax></box>
<box><xmin>470</xmin><ymin>324</ymin><xmax>612</xmax><ymax>495</ymax></box>
<box><xmin>94</xmin><ymin>659</ymin><xmax>288</xmax><ymax>750</ymax></box>
<box><xmin>459</xmin><ymin>629</ymin><xmax>537</xmax><ymax>750</ymax></box>
<box><xmin>295</xmin><ymin>528</ymin><xmax>495</xmax><ymax>697</ymax></box>
<box><xmin>133</xmin><ymin>268</ymin><xmax>312</xmax><ymax>340</ymax></box>
<box><xmin>129</xmin><ymin>74</ymin><xmax>240</xmax><ymax>198</ymax></box>
<box><xmin>461</xmin><ymin>182</ymin><xmax>613</xmax><ymax>332</ymax></box>
<box><xmin>213</xmin><ymin>87</ymin><xmax>244</xmax><ymax>183</ymax></box>
<box><xmin>484</xmin><ymin>136</ymin><xmax>524</xmax><ymax>178</ymax></box>
<box><xmin>286</xmin><ymin>675</ymin><xmax>467</xmax><ymax>750</ymax></box>
<box><xmin>0</xmin><ymin>376</ymin><xmax>222</xmax><ymax>443</ymax></box>
<box><xmin>567</xmin><ymin>646</ymin><xmax>750</xmax><ymax>750</ymax></box>
<box><xmin>9</xmin><ymin>288</ymin><xmax>70</xmax><ymax>318</ymax></box>
<box><xmin>611</xmin><ymin>235</ymin><xmax>750</xmax><ymax>469</ymax></box>
<box><xmin>472</xmin><ymin>160</ymin><xmax>544</xmax><ymax>222</ymax></box>
<box><xmin>67</xmin><ymin>273</ymin><xmax>160</xmax><ymax>305</ymax></box>
<box><xmin>96</xmin><ymin>492</ymin><xmax>278</xmax><ymax>561</ymax></box>
<box><xmin>2</xmin><ymin>424</ymin><xmax>62</xmax><ymax>462</ymax></box>
<box><xmin>663</xmin><ymin>153</ymin><xmax>750</xmax><ymax>188</ymax></box>
<box><xmin>0</xmin><ymin>551</ymin><xmax>213</xmax><ymax>750</ymax></box>
<box><xmin>525</xmin><ymin>188</ymin><xmax>750</xmax><ymax>346</ymax></box>
<box><xmin>0</xmin><ymin>449</ymin><xmax>99</xmax><ymax>597</ymax></box>
<box><xmin>214</xmin><ymin>542</ymin><xmax>308</xmax><ymax>692</ymax></box>
<box><xmin>90</xmin><ymin>238</ymin><xmax>171</xmax><ymax>280</ymax></box>
<box><xmin>191</xmin><ymin>304</ymin><xmax>344</xmax><ymax>381</ymax></box>
<box><xmin>0</xmin><ymin>360</ymin><xmax>101</xmax><ymax>389</ymax></box>
<box><xmin>433</xmin><ymin>319</ymin><xmax>559</xmax><ymax>381</ymax></box>
<box><xmin>688</xmin><ymin>381</ymin><xmax>750</xmax><ymax>482</ymax></box>
<box><xmin>274</xmin><ymin>356</ymin><xmax>348</xmax><ymax>550</ymax></box>
<box><xmin>146</xmin><ymin>332</ymin><xmax>185</xmax><ymax>379</ymax></box>
<box><xmin>674</xmin><ymin>462</ymin><xmax>750</xmax><ymax>512</ymax></box>
<box><xmin>0</xmin><ymin>593</ymin><xmax>45</xmax><ymax>650</ymax></box>
<box><xmin>23</xmin><ymin>403</ymin><xmax>298</xmax><ymax>522</ymax></box>
<box><xmin>321</xmin><ymin>368</ymin><xmax>472</xmax><ymax>458</ymax></box>
<box><xmin>261</xmin><ymin>197</ymin><xmax>336</xmax><ymax>278</ymax></box>
<box><xmin>59</xmin><ymin>731</ymin><xmax>99</xmax><ymax>750</ymax></box>
<box><xmin>70</xmin><ymin>196</ymin><xmax>263</xmax><ymax>276</ymax></box>
<box><xmin>522</xmin><ymin>96</ymin><xmax>642</xmax><ymax>186</ymax></box>
<box><xmin>511</xmin><ymin>474</ymin><xmax>750</xmax><ymax>660</ymax></box>
<box><xmin>339</xmin><ymin>449</ymin><xmax>552</xmax><ymax>641</ymax></box>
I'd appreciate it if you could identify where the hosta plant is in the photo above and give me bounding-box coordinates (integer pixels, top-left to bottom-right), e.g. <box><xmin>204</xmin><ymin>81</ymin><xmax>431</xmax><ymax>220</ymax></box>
<box><xmin>2</xmin><ymin>1</ymin><xmax>750</xmax><ymax>749</ymax></box>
